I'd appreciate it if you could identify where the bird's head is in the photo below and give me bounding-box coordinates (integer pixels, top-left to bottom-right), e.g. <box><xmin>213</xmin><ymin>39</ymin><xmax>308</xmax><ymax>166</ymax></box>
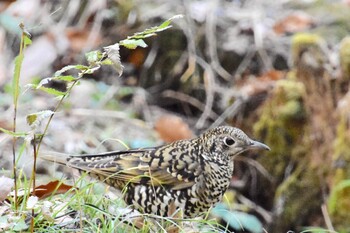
<box><xmin>201</xmin><ymin>126</ymin><xmax>270</xmax><ymax>160</ymax></box>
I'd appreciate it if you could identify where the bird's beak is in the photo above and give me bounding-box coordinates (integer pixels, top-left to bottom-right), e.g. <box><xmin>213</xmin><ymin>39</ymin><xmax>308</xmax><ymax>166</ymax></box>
<box><xmin>248</xmin><ymin>140</ymin><xmax>270</xmax><ymax>151</ymax></box>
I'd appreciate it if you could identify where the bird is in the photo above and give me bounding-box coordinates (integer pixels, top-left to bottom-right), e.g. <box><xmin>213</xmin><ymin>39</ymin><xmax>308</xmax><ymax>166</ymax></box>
<box><xmin>42</xmin><ymin>126</ymin><xmax>270</xmax><ymax>218</ymax></box>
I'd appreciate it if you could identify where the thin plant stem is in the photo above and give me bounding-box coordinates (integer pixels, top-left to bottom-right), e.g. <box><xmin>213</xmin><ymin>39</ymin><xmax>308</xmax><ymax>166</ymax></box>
<box><xmin>12</xmin><ymin>26</ymin><xmax>27</xmax><ymax>212</ymax></box>
<box><xmin>30</xmin><ymin>134</ymin><xmax>37</xmax><ymax>232</ymax></box>
<box><xmin>35</xmin><ymin>80</ymin><xmax>79</xmax><ymax>153</ymax></box>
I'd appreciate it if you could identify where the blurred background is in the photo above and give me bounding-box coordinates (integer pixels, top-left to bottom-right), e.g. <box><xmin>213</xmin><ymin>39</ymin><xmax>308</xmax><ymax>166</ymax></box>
<box><xmin>1</xmin><ymin>0</ymin><xmax>350</xmax><ymax>232</ymax></box>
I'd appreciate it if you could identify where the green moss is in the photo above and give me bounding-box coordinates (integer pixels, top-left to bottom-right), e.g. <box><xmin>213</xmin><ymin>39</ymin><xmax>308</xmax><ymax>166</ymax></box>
<box><xmin>291</xmin><ymin>33</ymin><xmax>327</xmax><ymax>73</ymax></box>
<box><xmin>328</xmin><ymin>116</ymin><xmax>350</xmax><ymax>230</ymax></box>
<box><xmin>291</xmin><ymin>33</ymin><xmax>325</xmax><ymax>63</ymax></box>
<box><xmin>253</xmin><ymin>77</ymin><xmax>326</xmax><ymax>231</ymax></box>
<box><xmin>254</xmin><ymin>78</ymin><xmax>307</xmax><ymax>179</ymax></box>
<box><xmin>333</xmin><ymin>116</ymin><xmax>350</xmax><ymax>163</ymax></box>
<box><xmin>340</xmin><ymin>37</ymin><xmax>350</xmax><ymax>79</ymax></box>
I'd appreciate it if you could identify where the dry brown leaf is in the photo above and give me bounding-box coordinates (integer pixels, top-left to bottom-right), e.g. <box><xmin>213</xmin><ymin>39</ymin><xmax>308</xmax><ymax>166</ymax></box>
<box><xmin>127</xmin><ymin>48</ymin><xmax>147</xmax><ymax>69</ymax></box>
<box><xmin>155</xmin><ymin>115</ymin><xmax>193</xmax><ymax>143</ymax></box>
<box><xmin>33</xmin><ymin>180</ymin><xmax>75</xmax><ymax>199</ymax></box>
<box><xmin>166</xmin><ymin>225</ymin><xmax>180</xmax><ymax>233</ymax></box>
<box><xmin>258</xmin><ymin>70</ymin><xmax>285</xmax><ymax>81</ymax></box>
<box><xmin>238</xmin><ymin>70</ymin><xmax>285</xmax><ymax>97</ymax></box>
<box><xmin>132</xmin><ymin>216</ymin><xmax>145</xmax><ymax>229</ymax></box>
<box><xmin>273</xmin><ymin>12</ymin><xmax>314</xmax><ymax>35</ymax></box>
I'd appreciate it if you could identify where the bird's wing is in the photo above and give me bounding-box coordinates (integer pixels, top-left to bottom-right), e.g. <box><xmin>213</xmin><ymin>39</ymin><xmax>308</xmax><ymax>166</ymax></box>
<box><xmin>67</xmin><ymin>140</ymin><xmax>203</xmax><ymax>190</ymax></box>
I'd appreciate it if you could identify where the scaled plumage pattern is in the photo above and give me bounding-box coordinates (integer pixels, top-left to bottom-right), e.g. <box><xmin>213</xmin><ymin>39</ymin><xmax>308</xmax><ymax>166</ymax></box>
<box><xmin>43</xmin><ymin>126</ymin><xmax>270</xmax><ymax>217</ymax></box>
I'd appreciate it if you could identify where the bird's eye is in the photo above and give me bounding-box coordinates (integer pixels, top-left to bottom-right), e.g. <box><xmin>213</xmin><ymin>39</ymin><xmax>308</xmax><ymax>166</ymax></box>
<box><xmin>224</xmin><ymin>137</ymin><xmax>235</xmax><ymax>146</ymax></box>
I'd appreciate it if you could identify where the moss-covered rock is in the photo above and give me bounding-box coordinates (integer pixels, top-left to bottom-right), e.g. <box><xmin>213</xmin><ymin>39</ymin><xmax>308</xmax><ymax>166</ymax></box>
<box><xmin>254</xmin><ymin>79</ymin><xmax>306</xmax><ymax>179</ymax></box>
<box><xmin>291</xmin><ymin>33</ymin><xmax>327</xmax><ymax>76</ymax></box>
<box><xmin>253</xmin><ymin>76</ymin><xmax>326</xmax><ymax>232</ymax></box>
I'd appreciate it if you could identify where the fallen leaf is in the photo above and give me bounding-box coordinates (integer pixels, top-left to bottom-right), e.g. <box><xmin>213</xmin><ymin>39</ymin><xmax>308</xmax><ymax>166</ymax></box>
<box><xmin>127</xmin><ymin>48</ymin><xmax>146</xmax><ymax>69</ymax></box>
<box><xmin>237</xmin><ymin>70</ymin><xmax>285</xmax><ymax>98</ymax></box>
<box><xmin>155</xmin><ymin>115</ymin><xmax>193</xmax><ymax>143</ymax></box>
<box><xmin>33</xmin><ymin>180</ymin><xmax>75</xmax><ymax>199</ymax></box>
<box><xmin>273</xmin><ymin>12</ymin><xmax>314</xmax><ymax>35</ymax></box>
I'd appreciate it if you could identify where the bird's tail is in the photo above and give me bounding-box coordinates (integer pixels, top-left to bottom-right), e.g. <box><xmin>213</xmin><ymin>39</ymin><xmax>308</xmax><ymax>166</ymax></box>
<box><xmin>39</xmin><ymin>151</ymin><xmax>70</xmax><ymax>165</ymax></box>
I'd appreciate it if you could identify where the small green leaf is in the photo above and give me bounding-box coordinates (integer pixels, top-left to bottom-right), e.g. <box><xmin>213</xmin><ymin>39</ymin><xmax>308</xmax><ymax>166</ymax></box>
<box><xmin>26</xmin><ymin>110</ymin><xmax>54</xmax><ymax>128</ymax></box>
<box><xmin>85</xmin><ymin>50</ymin><xmax>104</xmax><ymax>65</ymax></box>
<box><xmin>0</xmin><ymin>127</ymin><xmax>27</xmax><ymax>137</ymax></box>
<box><xmin>122</xmin><ymin>15</ymin><xmax>183</xmax><ymax>42</ymax></box>
<box><xmin>54</xmin><ymin>64</ymin><xmax>89</xmax><ymax>76</ymax></box>
<box><xmin>328</xmin><ymin>179</ymin><xmax>350</xmax><ymax>214</ymax></box>
<box><xmin>26</xmin><ymin>114</ymin><xmax>37</xmax><ymax>126</ymax></box>
<box><xmin>300</xmin><ymin>227</ymin><xmax>334</xmax><ymax>233</ymax></box>
<box><xmin>38</xmin><ymin>86</ymin><xmax>66</xmax><ymax>96</ymax></box>
<box><xmin>159</xmin><ymin>15</ymin><xmax>183</xmax><ymax>29</ymax></box>
<box><xmin>28</xmin><ymin>83</ymin><xmax>66</xmax><ymax>96</ymax></box>
<box><xmin>120</xmin><ymin>39</ymin><xmax>147</xmax><ymax>49</ymax></box>
<box><xmin>101</xmin><ymin>59</ymin><xmax>113</xmax><ymax>66</ymax></box>
<box><xmin>23</xmin><ymin>34</ymin><xmax>32</xmax><ymax>46</ymax></box>
<box><xmin>13</xmin><ymin>54</ymin><xmax>24</xmax><ymax>103</ymax></box>
<box><xmin>55</xmin><ymin>75</ymin><xmax>76</xmax><ymax>82</ymax></box>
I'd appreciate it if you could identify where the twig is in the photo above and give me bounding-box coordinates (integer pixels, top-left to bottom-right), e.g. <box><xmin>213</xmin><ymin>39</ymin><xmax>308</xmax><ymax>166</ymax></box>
<box><xmin>210</xmin><ymin>97</ymin><xmax>246</xmax><ymax>128</ymax></box>
<box><xmin>233</xmin><ymin>47</ymin><xmax>256</xmax><ymax>80</ymax></box>
<box><xmin>30</xmin><ymin>134</ymin><xmax>38</xmax><ymax>233</ymax></box>
<box><xmin>236</xmin><ymin>193</ymin><xmax>272</xmax><ymax>223</ymax></box>
<box><xmin>161</xmin><ymin>90</ymin><xmax>219</xmax><ymax>121</ymax></box>
<box><xmin>252</xmin><ymin>10</ymin><xmax>272</xmax><ymax>71</ymax></box>
<box><xmin>195</xmin><ymin>56</ymin><xmax>216</xmax><ymax>129</ymax></box>
<box><xmin>321</xmin><ymin>204</ymin><xmax>335</xmax><ymax>232</ymax></box>
<box><xmin>235</xmin><ymin>155</ymin><xmax>275</xmax><ymax>183</ymax></box>
<box><xmin>206</xmin><ymin>0</ymin><xmax>231</xmax><ymax>81</ymax></box>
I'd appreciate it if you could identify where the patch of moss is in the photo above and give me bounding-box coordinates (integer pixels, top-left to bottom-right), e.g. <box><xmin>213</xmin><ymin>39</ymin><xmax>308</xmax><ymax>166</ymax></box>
<box><xmin>253</xmin><ymin>77</ymin><xmax>325</xmax><ymax>232</ymax></box>
<box><xmin>328</xmin><ymin>116</ymin><xmax>350</xmax><ymax>231</ymax></box>
<box><xmin>291</xmin><ymin>33</ymin><xmax>325</xmax><ymax>64</ymax></box>
<box><xmin>254</xmin><ymin>79</ymin><xmax>307</xmax><ymax>178</ymax></box>
<box><xmin>340</xmin><ymin>37</ymin><xmax>350</xmax><ymax>80</ymax></box>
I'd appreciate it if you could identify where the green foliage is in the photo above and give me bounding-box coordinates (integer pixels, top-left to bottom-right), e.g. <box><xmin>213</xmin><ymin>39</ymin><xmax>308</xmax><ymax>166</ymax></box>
<box><xmin>120</xmin><ymin>39</ymin><xmax>148</xmax><ymax>49</ymax></box>
<box><xmin>300</xmin><ymin>228</ymin><xmax>338</xmax><ymax>233</ymax></box>
<box><xmin>329</xmin><ymin>117</ymin><xmax>350</xmax><ymax>231</ymax></box>
<box><xmin>27</xmin><ymin>84</ymin><xmax>67</xmax><ymax>96</ymax></box>
<box><xmin>339</xmin><ymin>37</ymin><xmax>350</xmax><ymax>79</ymax></box>
<box><xmin>119</xmin><ymin>15</ymin><xmax>182</xmax><ymax>48</ymax></box>
<box><xmin>2</xmin><ymin>15</ymin><xmax>183</xmax><ymax>232</ymax></box>
<box><xmin>254</xmin><ymin>79</ymin><xmax>307</xmax><ymax>177</ymax></box>
<box><xmin>0</xmin><ymin>127</ymin><xmax>27</xmax><ymax>137</ymax></box>
<box><xmin>26</xmin><ymin>110</ymin><xmax>54</xmax><ymax>127</ymax></box>
<box><xmin>13</xmin><ymin>27</ymin><xmax>32</xmax><ymax>104</ymax></box>
<box><xmin>329</xmin><ymin>179</ymin><xmax>350</xmax><ymax>214</ymax></box>
<box><xmin>13</xmin><ymin>54</ymin><xmax>23</xmax><ymax>102</ymax></box>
